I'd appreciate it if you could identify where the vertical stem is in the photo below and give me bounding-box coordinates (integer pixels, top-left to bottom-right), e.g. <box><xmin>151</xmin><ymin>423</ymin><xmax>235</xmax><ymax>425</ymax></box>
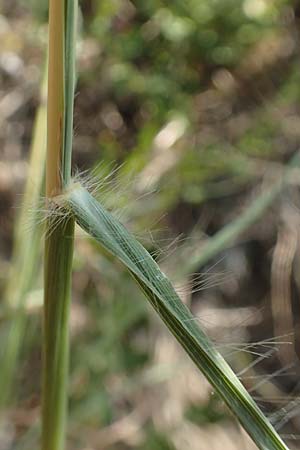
<box><xmin>43</xmin><ymin>218</ymin><xmax>74</xmax><ymax>450</ymax></box>
<box><xmin>42</xmin><ymin>1</ymin><xmax>76</xmax><ymax>449</ymax></box>
<box><xmin>46</xmin><ymin>0</ymin><xmax>64</xmax><ymax>197</ymax></box>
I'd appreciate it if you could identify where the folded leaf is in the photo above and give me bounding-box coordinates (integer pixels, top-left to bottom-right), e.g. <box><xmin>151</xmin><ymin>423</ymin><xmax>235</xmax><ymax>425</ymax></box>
<box><xmin>67</xmin><ymin>184</ymin><xmax>289</xmax><ymax>450</ymax></box>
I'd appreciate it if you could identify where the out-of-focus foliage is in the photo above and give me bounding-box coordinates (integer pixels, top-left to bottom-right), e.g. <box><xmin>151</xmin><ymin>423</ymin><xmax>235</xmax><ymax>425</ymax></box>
<box><xmin>72</xmin><ymin>0</ymin><xmax>300</xmax><ymax>215</ymax></box>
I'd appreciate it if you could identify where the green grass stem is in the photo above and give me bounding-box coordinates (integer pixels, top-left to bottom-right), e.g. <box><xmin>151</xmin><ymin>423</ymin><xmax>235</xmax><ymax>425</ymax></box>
<box><xmin>42</xmin><ymin>217</ymin><xmax>74</xmax><ymax>450</ymax></box>
<box><xmin>42</xmin><ymin>1</ymin><xmax>77</xmax><ymax>449</ymax></box>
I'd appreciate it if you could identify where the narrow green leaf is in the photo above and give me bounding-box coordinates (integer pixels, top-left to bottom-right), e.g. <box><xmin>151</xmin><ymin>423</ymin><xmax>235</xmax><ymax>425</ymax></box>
<box><xmin>67</xmin><ymin>184</ymin><xmax>289</xmax><ymax>450</ymax></box>
<box><xmin>63</xmin><ymin>0</ymin><xmax>78</xmax><ymax>185</ymax></box>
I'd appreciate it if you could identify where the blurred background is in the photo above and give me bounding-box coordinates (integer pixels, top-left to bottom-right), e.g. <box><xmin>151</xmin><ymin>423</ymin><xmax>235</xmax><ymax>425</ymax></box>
<box><xmin>1</xmin><ymin>0</ymin><xmax>300</xmax><ymax>449</ymax></box>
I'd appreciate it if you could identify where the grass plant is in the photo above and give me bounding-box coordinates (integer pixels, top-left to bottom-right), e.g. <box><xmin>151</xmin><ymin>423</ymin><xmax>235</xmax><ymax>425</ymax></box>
<box><xmin>41</xmin><ymin>1</ymin><xmax>293</xmax><ymax>449</ymax></box>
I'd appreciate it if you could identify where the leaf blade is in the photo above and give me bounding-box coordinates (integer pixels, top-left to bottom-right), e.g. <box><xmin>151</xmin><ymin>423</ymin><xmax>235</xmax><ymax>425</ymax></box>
<box><xmin>68</xmin><ymin>184</ymin><xmax>289</xmax><ymax>450</ymax></box>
